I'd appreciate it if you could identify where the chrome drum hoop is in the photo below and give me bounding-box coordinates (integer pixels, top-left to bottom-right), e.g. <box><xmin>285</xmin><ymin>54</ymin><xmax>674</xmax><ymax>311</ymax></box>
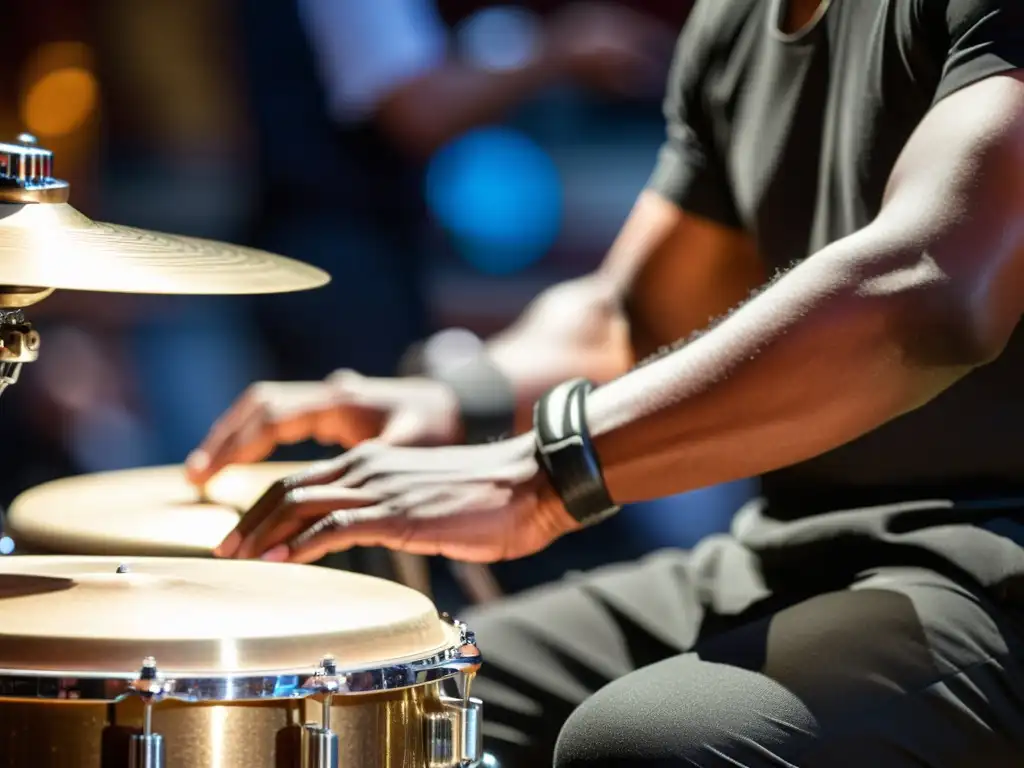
<box><xmin>0</xmin><ymin>615</ymin><xmax>481</xmax><ymax>704</ymax></box>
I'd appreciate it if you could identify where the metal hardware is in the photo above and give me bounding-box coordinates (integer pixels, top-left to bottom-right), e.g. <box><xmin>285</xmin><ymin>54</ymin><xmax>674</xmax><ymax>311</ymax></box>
<box><xmin>128</xmin><ymin>733</ymin><xmax>164</xmax><ymax>768</ymax></box>
<box><xmin>127</xmin><ymin>658</ymin><xmax>166</xmax><ymax>768</ymax></box>
<box><xmin>0</xmin><ymin>134</ymin><xmax>70</xmax><ymax>203</ymax></box>
<box><xmin>301</xmin><ymin>723</ymin><xmax>339</xmax><ymax>768</ymax></box>
<box><xmin>424</xmin><ymin>710</ymin><xmax>457</xmax><ymax>767</ymax></box>
<box><xmin>0</xmin><ymin>309</ymin><xmax>38</xmax><ymax>397</ymax></box>
<box><xmin>424</xmin><ymin>696</ymin><xmax>483</xmax><ymax>767</ymax></box>
<box><xmin>0</xmin><ymin>615</ymin><xmax>480</xmax><ymax>703</ymax></box>
<box><xmin>302</xmin><ymin>655</ymin><xmax>340</xmax><ymax>768</ymax></box>
<box><xmin>116</xmin><ymin>563</ymin><xmax>131</xmax><ymax>574</ymax></box>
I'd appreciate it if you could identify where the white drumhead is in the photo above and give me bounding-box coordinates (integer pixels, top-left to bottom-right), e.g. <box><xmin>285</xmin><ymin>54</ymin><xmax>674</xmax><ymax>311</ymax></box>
<box><xmin>0</xmin><ymin>556</ymin><xmax>453</xmax><ymax>674</ymax></box>
<box><xmin>6</xmin><ymin>463</ymin><xmax>309</xmax><ymax>555</ymax></box>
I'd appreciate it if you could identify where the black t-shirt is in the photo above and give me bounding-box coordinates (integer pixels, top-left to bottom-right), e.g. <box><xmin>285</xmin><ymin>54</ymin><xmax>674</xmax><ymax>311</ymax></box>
<box><xmin>647</xmin><ymin>0</ymin><xmax>1024</xmax><ymax>589</ymax></box>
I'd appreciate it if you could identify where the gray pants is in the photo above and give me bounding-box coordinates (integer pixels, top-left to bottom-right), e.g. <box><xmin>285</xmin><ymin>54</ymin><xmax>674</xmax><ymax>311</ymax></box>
<box><xmin>462</xmin><ymin>535</ymin><xmax>1024</xmax><ymax>766</ymax></box>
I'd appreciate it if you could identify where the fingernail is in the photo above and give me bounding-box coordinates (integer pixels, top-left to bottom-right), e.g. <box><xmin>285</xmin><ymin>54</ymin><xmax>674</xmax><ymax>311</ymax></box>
<box><xmin>260</xmin><ymin>545</ymin><xmax>289</xmax><ymax>562</ymax></box>
<box><xmin>215</xmin><ymin>532</ymin><xmax>242</xmax><ymax>558</ymax></box>
<box><xmin>186</xmin><ymin>451</ymin><xmax>209</xmax><ymax>472</ymax></box>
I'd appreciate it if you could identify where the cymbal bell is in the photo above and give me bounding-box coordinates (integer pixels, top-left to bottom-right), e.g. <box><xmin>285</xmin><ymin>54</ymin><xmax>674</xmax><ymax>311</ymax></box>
<box><xmin>0</xmin><ymin>201</ymin><xmax>329</xmax><ymax>296</ymax></box>
<box><xmin>0</xmin><ymin>135</ymin><xmax>329</xmax><ymax>297</ymax></box>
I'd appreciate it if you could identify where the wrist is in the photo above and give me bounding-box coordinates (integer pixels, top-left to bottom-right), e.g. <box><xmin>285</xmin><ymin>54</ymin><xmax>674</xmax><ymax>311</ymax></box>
<box><xmin>399</xmin><ymin>330</ymin><xmax>516</xmax><ymax>444</ymax></box>
<box><xmin>533</xmin><ymin>379</ymin><xmax>620</xmax><ymax>527</ymax></box>
<box><xmin>531</xmin><ymin>448</ymin><xmax>583</xmax><ymax>536</ymax></box>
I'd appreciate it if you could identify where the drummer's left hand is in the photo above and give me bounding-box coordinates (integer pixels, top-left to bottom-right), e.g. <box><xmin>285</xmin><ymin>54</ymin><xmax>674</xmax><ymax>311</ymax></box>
<box><xmin>213</xmin><ymin>434</ymin><xmax>580</xmax><ymax>563</ymax></box>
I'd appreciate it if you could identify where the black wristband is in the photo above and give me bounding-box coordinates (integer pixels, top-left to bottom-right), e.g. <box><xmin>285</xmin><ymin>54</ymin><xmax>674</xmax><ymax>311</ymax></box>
<box><xmin>397</xmin><ymin>331</ymin><xmax>516</xmax><ymax>445</ymax></box>
<box><xmin>533</xmin><ymin>379</ymin><xmax>620</xmax><ymax>527</ymax></box>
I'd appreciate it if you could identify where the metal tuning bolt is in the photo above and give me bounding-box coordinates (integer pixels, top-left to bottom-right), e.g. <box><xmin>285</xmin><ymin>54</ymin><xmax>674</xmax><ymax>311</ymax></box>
<box><xmin>424</xmin><ymin>696</ymin><xmax>484</xmax><ymax>767</ymax></box>
<box><xmin>128</xmin><ymin>657</ymin><xmax>166</xmax><ymax>768</ymax></box>
<box><xmin>301</xmin><ymin>655</ymin><xmax>340</xmax><ymax>768</ymax></box>
<box><xmin>0</xmin><ymin>134</ymin><xmax>69</xmax><ymax>204</ymax></box>
<box><xmin>0</xmin><ymin>309</ymin><xmax>40</xmax><ymax>397</ymax></box>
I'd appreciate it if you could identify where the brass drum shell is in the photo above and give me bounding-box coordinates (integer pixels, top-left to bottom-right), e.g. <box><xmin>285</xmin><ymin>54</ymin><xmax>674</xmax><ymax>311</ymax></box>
<box><xmin>0</xmin><ymin>683</ymin><xmax>444</xmax><ymax>767</ymax></box>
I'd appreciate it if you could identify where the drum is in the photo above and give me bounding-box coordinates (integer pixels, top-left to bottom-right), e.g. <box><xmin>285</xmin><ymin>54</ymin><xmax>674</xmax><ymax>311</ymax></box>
<box><xmin>0</xmin><ymin>555</ymin><xmax>482</xmax><ymax>767</ymax></box>
<box><xmin>5</xmin><ymin>463</ymin><xmax>308</xmax><ymax>556</ymax></box>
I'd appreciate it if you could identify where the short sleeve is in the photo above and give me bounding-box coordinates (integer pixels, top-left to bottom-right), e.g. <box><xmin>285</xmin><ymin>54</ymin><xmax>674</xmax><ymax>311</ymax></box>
<box><xmin>645</xmin><ymin>1</ymin><xmax>741</xmax><ymax>229</ymax></box>
<box><xmin>933</xmin><ymin>0</ymin><xmax>1024</xmax><ymax>105</ymax></box>
<box><xmin>297</xmin><ymin>0</ymin><xmax>448</xmax><ymax>123</ymax></box>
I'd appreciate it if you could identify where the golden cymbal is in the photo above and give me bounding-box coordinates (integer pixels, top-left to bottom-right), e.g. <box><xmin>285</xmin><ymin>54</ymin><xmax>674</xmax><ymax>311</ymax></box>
<box><xmin>0</xmin><ymin>555</ymin><xmax>450</xmax><ymax>673</ymax></box>
<box><xmin>0</xmin><ymin>201</ymin><xmax>329</xmax><ymax>295</ymax></box>
<box><xmin>6</xmin><ymin>462</ymin><xmax>310</xmax><ymax>556</ymax></box>
<box><xmin>0</xmin><ymin>135</ymin><xmax>328</xmax><ymax>297</ymax></box>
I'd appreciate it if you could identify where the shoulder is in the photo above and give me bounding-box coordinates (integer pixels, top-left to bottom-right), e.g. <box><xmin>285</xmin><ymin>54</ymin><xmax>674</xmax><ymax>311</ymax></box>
<box><xmin>907</xmin><ymin>0</ymin><xmax>1024</xmax><ymax>41</ymax></box>
<box><xmin>668</xmin><ymin>0</ymin><xmax>763</xmax><ymax>86</ymax></box>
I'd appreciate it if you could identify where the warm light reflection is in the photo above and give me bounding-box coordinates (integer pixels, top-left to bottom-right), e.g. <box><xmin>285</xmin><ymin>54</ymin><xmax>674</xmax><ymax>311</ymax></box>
<box><xmin>209</xmin><ymin>705</ymin><xmax>228</xmax><ymax>768</ymax></box>
<box><xmin>22</xmin><ymin>67</ymin><xmax>99</xmax><ymax>138</ymax></box>
<box><xmin>19</xmin><ymin>41</ymin><xmax>99</xmax><ymax>139</ymax></box>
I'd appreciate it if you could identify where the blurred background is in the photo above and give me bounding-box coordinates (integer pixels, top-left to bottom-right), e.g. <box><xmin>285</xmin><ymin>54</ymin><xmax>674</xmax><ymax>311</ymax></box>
<box><xmin>0</xmin><ymin>0</ymin><xmax>754</xmax><ymax>609</ymax></box>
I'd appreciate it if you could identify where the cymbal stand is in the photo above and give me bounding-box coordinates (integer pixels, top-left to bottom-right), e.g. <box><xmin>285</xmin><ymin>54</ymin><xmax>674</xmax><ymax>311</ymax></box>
<box><xmin>0</xmin><ymin>309</ymin><xmax>39</xmax><ymax>397</ymax></box>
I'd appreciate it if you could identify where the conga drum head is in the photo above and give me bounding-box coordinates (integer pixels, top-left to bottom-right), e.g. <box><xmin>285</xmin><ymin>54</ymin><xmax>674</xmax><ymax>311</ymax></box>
<box><xmin>6</xmin><ymin>463</ymin><xmax>309</xmax><ymax>556</ymax></box>
<box><xmin>0</xmin><ymin>555</ymin><xmax>475</xmax><ymax>687</ymax></box>
<box><xmin>0</xmin><ymin>557</ymin><xmax>482</xmax><ymax>767</ymax></box>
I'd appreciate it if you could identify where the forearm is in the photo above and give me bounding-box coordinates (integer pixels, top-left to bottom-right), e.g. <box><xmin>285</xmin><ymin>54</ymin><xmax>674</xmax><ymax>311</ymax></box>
<box><xmin>486</xmin><ymin>308</ymin><xmax>632</xmax><ymax>432</ymax></box>
<box><xmin>483</xmin><ymin>192</ymin><xmax>759</xmax><ymax>431</ymax></box>
<box><xmin>587</xmin><ymin>226</ymin><xmax>986</xmax><ymax>503</ymax></box>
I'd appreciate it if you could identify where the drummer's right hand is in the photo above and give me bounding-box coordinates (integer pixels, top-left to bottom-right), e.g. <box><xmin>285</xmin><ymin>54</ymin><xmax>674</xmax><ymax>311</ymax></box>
<box><xmin>185</xmin><ymin>371</ymin><xmax>462</xmax><ymax>486</ymax></box>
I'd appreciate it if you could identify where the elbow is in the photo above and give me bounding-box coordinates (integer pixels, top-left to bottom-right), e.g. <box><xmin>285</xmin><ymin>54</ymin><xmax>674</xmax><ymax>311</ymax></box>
<box><xmin>851</xmin><ymin>244</ymin><xmax>1017</xmax><ymax>371</ymax></box>
<box><xmin>896</xmin><ymin>299</ymin><xmax>1013</xmax><ymax>370</ymax></box>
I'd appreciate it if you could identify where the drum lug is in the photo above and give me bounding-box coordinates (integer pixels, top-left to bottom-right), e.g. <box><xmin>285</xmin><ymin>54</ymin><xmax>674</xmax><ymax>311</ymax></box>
<box><xmin>424</xmin><ymin>696</ymin><xmax>483</xmax><ymax>767</ymax></box>
<box><xmin>301</xmin><ymin>724</ymin><xmax>338</xmax><ymax>768</ymax></box>
<box><xmin>128</xmin><ymin>657</ymin><xmax>166</xmax><ymax>768</ymax></box>
<box><xmin>440</xmin><ymin>613</ymin><xmax>476</xmax><ymax>647</ymax></box>
<box><xmin>302</xmin><ymin>655</ymin><xmax>340</xmax><ymax>768</ymax></box>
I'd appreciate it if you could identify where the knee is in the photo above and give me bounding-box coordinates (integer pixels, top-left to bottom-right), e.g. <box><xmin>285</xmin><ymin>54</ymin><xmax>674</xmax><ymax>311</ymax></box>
<box><xmin>554</xmin><ymin>656</ymin><xmax>818</xmax><ymax>767</ymax></box>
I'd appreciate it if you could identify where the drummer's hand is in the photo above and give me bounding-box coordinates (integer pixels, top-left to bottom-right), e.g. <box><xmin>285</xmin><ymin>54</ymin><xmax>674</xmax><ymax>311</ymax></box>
<box><xmin>213</xmin><ymin>434</ymin><xmax>580</xmax><ymax>563</ymax></box>
<box><xmin>185</xmin><ymin>371</ymin><xmax>462</xmax><ymax>486</ymax></box>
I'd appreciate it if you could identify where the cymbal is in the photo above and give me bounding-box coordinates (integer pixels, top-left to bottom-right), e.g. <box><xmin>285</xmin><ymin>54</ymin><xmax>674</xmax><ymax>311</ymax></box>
<box><xmin>6</xmin><ymin>462</ymin><xmax>310</xmax><ymax>556</ymax></box>
<box><xmin>0</xmin><ymin>201</ymin><xmax>329</xmax><ymax>295</ymax></box>
<box><xmin>0</xmin><ymin>555</ymin><xmax>449</xmax><ymax>674</ymax></box>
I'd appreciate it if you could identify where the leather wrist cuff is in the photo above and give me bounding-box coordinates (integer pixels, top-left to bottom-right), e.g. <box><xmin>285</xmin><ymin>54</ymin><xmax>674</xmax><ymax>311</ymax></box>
<box><xmin>533</xmin><ymin>378</ymin><xmax>620</xmax><ymax>527</ymax></box>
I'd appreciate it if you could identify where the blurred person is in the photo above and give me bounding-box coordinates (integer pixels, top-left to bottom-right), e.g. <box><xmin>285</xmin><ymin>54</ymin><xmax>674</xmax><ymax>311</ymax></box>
<box><xmin>191</xmin><ymin>0</ymin><xmax>1024</xmax><ymax>764</ymax></box>
<box><xmin>238</xmin><ymin>0</ymin><xmax>668</xmax><ymax>383</ymax></box>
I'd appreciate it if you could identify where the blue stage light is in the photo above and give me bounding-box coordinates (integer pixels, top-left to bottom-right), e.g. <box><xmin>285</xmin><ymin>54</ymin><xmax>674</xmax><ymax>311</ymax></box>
<box><xmin>426</xmin><ymin>127</ymin><xmax>563</xmax><ymax>275</ymax></box>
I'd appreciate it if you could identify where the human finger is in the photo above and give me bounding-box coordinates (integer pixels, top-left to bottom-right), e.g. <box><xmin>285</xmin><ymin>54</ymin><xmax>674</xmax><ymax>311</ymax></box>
<box><xmin>187</xmin><ymin>383</ymin><xmax>333</xmax><ymax>485</ymax></box>
<box><xmin>185</xmin><ymin>390</ymin><xmax>264</xmax><ymax>484</ymax></box>
<box><xmin>213</xmin><ymin>457</ymin><xmax>353</xmax><ymax>557</ymax></box>
<box><xmin>232</xmin><ymin>484</ymin><xmax>386</xmax><ymax>560</ymax></box>
<box><xmin>280</xmin><ymin>485</ymin><xmax>528</xmax><ymax>564</ymax></box>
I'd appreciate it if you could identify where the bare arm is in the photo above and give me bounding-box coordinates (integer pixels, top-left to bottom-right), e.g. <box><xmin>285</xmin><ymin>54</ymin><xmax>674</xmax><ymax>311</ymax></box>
<box><xmin>483</xmin><ymin>191</ymin><xmax>762</xmax><ymax>432</ymax></box>
<box><xmin>587</xmin><ymin>73</ymin><xmax>1024</xmax><ymax>502</ymax></box>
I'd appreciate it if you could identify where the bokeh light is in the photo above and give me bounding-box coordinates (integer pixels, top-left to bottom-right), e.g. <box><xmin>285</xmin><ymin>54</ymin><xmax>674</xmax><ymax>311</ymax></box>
<box><xmin>22</xmin><ymin>68</ymin><xmax>98</xmax><ymax>137</ymax></box>
<box><xmin>19</xmin><ymin>42</ymin><xmax>99</xmax><ymax>139</ymax></box>
<box><xmin>425</xmin><ymin>127</ymin><xmax>563</xmax><ymax>275</ymax></box>
<box><xmin>457</xmin><ymin>6</ymin><xmax>543</xmax><ymax>72</ymax></box>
